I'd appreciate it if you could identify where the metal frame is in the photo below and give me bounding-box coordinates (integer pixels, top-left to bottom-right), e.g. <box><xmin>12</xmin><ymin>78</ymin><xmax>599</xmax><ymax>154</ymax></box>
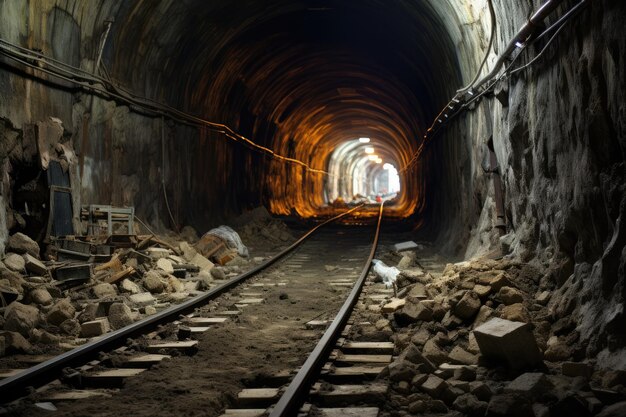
<box><xmin>45</xmin><ymin>185</ymin><xmax>74</xmax><ymax>241</ymax></box>
<box><xmin>84</xmin><ymin>205</ymin><xmax>134</xmax><ymax>236</ymax></box>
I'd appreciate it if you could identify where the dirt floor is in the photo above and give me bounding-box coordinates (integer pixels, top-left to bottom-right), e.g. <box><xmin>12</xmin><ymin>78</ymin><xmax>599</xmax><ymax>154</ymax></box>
<box><xmin>6</xmin><ymin>228</ymin><xmax>379</xmax><ymax>417</ymax></box>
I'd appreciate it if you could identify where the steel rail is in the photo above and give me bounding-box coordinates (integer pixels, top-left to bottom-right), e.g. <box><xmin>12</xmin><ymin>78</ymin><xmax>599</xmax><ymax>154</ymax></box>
<box><xmin>0</xmin><ymin>205</ymin><xmax>365</xmax><ymax>402</ymax></box>
<box><xmin>269</xmin><ymin>201</ymin><xmax>385</xmax><ymax>417</ymax></box>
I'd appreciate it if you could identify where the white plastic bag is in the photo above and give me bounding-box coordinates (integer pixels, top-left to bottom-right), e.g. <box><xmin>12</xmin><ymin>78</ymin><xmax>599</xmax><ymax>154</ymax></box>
<box><xmin>205</xmin><ymin>225</ymin><xmax>249</xmax><ymax>257</ymax></box>
<box><xmin>372</xmin><ymin>259</ymin><xmax>399</xmax><ymax>288</ymax></box>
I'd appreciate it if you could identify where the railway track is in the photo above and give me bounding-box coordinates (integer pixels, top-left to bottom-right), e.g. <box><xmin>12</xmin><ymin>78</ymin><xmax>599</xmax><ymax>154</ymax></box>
<box><xmin>1</xmin><ymin>204</ymin><xmax>393</xmax><ymax>416</ymax></box>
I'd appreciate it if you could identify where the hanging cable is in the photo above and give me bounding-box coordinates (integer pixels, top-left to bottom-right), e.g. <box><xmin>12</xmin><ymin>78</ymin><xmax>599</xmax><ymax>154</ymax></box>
<box><xmin>456</xmin><ymin>0</ymin><xmax>497</xmax><ymax>95</ymax></box>
<box><xmin>0</xmin><ymin>38</ymin><xmax>329</xmax><ymax>176</ymax></box>
<box><xmin>399</xmin><ymin>0</ymin><xmax>591</xmax><ymax>173</ymax></box>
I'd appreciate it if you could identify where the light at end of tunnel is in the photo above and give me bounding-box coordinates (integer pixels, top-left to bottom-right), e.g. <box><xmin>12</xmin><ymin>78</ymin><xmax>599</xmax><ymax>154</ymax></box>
<box><xmin>365</xmin><ymin>147</ymin><xmax>375</xmax><ymax>154</ymax></box>
<box><xmin>368</xmin><ymin>154</ymin><xmax>378</xmax><ymax>161</ymax></box>
<box><xmin>383</xmin><ymin>163</ymin><xmax>392</xmax><ymax>170</ymax></box>
<box><xmin>358</xmin><ymin>137</ymin><xmax>370</xmax><ymax>143</ymax></box>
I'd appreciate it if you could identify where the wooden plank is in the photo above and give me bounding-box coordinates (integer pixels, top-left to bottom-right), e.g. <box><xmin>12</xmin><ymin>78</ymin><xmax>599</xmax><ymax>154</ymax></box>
<box><xmin>124</xmin><ymin>354</ymin><xmax>171</xmax><ymax>368</ymax></box>
<box><xmin>316</xmin><ymin>407</ymin><xmax>379</xmax><ymax>417</ymax></box>
<box><xmin>335</xmin><ymin>354</ymin><xmax>393</xmax><ymax>364</ymax></box>
<box><xmin>341</xmin><ymin>342</ymin><xmax>395</xmax><ymax>353</ymax></box>
<box><xmin>238</xmin><ymin>388</ymin><xmax>280</xmax><ymax>399</ymax></box>
<box><xmin>146</xmin><ymin>340</ymin><xmax>198</xmax><ymax>353</ymax></box>
<box><xmin>82</xmin><ymin>368</ymin><xmax>145</xmax><ymax>387</ymax></box>
<box><xmin>371</xmin><ymin>288</ymin><xmax>395</xmax><ymax>294</ymax></box>
<box><xmin>0</xmin><ymin>369</ymin><xmax>25</xmax><ymax>379</ymax></box>
<box><xmin>184</xmin><ymin>317</ymin><xmax>228</xmax><ymax>326</ymax></box>
<box><xmin>188</xmin><ymin>326</ymin><xmax>210</xmax><ymax>333</ymax></box>
<box><xmin>42</xmin><ymin>390</ymin><xmax>112</xmax><ymax>401</ymax></box>
<box><xmin>366</xmin><ymin>294</ymin><xmax>388</xmax><ymax>301</ymax></box>
<box><xmin>86</xmin><ymin>368</ymin><xmax>145</xmax><ymax>378</ymax></box>
<box><xmin>237</xmin><ymin>388</ymin><xmax>280</xmax><ymax>407</ymax></box>
<box><xmin>219</xmin><ymin>410</ymin><xmax>266</xmax><ymax>417</ymax></box>
<box><xmin>306</xmin><ymin>320</ymin><xmax>331</xmax><ymax>329</ymax></box>
<box><xmin>330</xmin><ymin>366</ymin><xmax>385</xmax><ymax>378</ymax></box>
<box><xmin>214</xmin><ymin>310</ymin><xmax>241</xmax><ymax>317</ymax></box>
<box><xmin>311</xmin><ymin>383</ymin><xmax>387</xmax><ymax>406</ymax></box>
<box><xmin>237</xmin><ymin>298</ymin><xmax>264</xmax><ymax>304</ymax></box>
<box><xmin>15</xmin><ymin>355</ymin><xmax>55</xmax><ymax>365</ymax></box>
<box><xmin>240</xmin><ymin>292</ymin><xmax>263</xmax><ymax>297</ymax></box>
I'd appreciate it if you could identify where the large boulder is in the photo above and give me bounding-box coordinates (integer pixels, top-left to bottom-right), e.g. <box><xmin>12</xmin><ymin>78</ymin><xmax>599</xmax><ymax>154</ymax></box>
<box><xmin>120</xmin><ymin>279</ymin><xmax>141</xmax><ymax>294</ymax></box>
<box><xmin>497</xmin><ymin>286</ymin><xmax>525</xmax><ymax>305</ymax></box>
<box><xmin>453</xmin><ymin>393</ymin><xmax>488</xmax><ymax>417</ymax></box>
<box><xmin>142</xmin><ymin>271</ymin><xmax>165</xmax><ymax>294</ymax></box>
<box><xmin>29</xmin><ymin>288</ymin><xmax>53</xmax><ymax>305</ymax></box>
<box><xmin>46</xmin><ymin>298</ymin><xmax>76</xmax><ymax>326</ymax></box>
<box><xmin>500</xmin><ymin>303</ymin><xmax>531</xmax><ymax>323</ymax></box>
<box><xmin>7</xmin><ymin>233</ymin><xmax>40</xmax><ymax>257</ymax></box>
<box><xmin>455</xmin><ymin>291</ymin><xmax>481</xmax><ymax>320</ymax></box>
<box><xmin>108</xmin><ymin>302</ymin><xmax>134</xmax><ymax>330</ymax></box>
<box><xmin>3</xmin><ymin>253</ymin><xmax>25</xmax><ymax>272</ymax></box>
<box><xmin>92</xmin><ymin>283</ymin><xmax>117</xmax><ymax>298</ymax></box>
<box><xmin>4</xmin><ymin>302</ymin><xmax>39</xmax><ymax>336</ymax></box>
<box><xmin>0</xmin><ymin>331</ymin><xmax>33</xmax><ymax>354</ymax></box>
<box><xmin>395</xmin><ymin>301</ymin><xmax>433</xmax><ymax>325</ymax></box>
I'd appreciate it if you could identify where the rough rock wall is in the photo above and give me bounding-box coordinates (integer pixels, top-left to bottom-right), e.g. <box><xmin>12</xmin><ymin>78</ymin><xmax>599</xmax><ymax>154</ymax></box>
<box><xmin>443</xmin><ymin>0</ymin><xmax>626</xmax><ymax>366</ymax></box>
<box><xmin>0</xmin><ymin>1</ymin><xmax>226</xmax><ymax>248</ymax></box>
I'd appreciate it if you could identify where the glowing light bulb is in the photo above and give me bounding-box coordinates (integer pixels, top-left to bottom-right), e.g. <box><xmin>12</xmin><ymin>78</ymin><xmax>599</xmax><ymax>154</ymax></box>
<box><xmin>375</xmin><ymin>158</ymin><xmax>382</xmax><ymax>164</ymax></box>
<box><xmin>358</xmin><ymin>137</ymin><xmax>370</xmax><ymax>143</ymax></box>
<box><xmin>368</xmin><ymin>155</ymin><xmax>378</xmax><ymax>161</ymax></box>
<box><xmin>365</xmin><ymin>147</ymin><xmax>374</xmax><ymax>154</ymax></box>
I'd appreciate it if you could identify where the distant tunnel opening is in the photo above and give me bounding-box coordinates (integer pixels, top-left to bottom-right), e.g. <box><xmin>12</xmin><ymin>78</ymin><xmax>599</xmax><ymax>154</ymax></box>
<box><xmin>325</xmin><ymin>138</ymin><xmax>402</xmax><ymax>208</ymax></box>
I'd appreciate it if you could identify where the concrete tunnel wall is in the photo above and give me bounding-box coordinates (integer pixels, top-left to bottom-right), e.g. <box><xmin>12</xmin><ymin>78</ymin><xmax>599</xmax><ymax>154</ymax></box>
<box><xmin>0</xmin><ymin>1</ymin><xmax>625</xmax><ymax>364</ymax></box>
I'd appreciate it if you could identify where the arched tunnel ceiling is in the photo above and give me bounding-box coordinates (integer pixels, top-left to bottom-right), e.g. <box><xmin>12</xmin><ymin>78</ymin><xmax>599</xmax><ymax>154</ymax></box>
<box><xmin>101</xmin><ymin>0</ymin><xmax>486</xmax><ymax>219</ymax></box>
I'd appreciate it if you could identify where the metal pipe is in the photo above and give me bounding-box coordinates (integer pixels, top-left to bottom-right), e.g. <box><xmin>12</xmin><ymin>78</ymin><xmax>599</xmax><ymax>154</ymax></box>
<box><xmin>94</xmin><ymin>20</ymin><xmax>113</xmax><ymax>75</ymax></box>
<box><xmin>471</xmin><ymin>0</ymin><xmax>565</xmax><ymax>93</ymax></box>
<box><xmin>457</xmin><ymin>0</ymin><xmax>497</xmax><ymax>95</ymax></box>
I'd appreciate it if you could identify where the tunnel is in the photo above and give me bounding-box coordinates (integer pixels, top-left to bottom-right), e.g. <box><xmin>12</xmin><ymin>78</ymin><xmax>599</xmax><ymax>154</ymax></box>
<box><xmin>0</xmin><ymin>0</ymin><xmax>625</xmax><ymax>415</ymax></box>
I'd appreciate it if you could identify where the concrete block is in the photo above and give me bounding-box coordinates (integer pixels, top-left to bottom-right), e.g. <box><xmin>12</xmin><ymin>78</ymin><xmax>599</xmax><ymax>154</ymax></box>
<box><xmin>23</xmin><ymin>253</ymin><xmax>47</xmax><ymax>275</ymax></box>
<box><xmin>393</xmin><ymin>241</ymin><xmax>418</xmax><ymax>252</ymax></box>
<box><xmin>420</xmin><ymin>375</ymin><xmax>447</xmax><ymax>397</ymax></box>
<box><xmin>3</xmin><ymin>253</ymin><xmax>25</xmax><ymax>271</ymax></box>
<box><xmin>504</xmin><ymin>372</ymin><xmax>552</xmax><ymax>397</ymax></box>
<box><xmin>156</xmin><ymin>258</ymin><xmax>174</xmax><ymax>274</ymax></box>
<box><xmin>129</xmin><ymin>292</ymin><xmax>155</xmax><ymax>306</ymax></box>
<box><xmin>395</xmin><ymin>301</ymin><xmax>432</xmax><ymax>325</ymax></box>
<box><xmin>448</xmin><ymin>346</ymin><xmax>478</xmax><ymax>365</ymax></box>
<box><xmin>80</xmin><ymin>318</ymin><xmax>111</xmax><ymax>337</ymax></box>
<box><xmin>381</xmin><ymin>298</ymin><xmax>405</xmax><ymax>313</ymax></box>
<box><xmin>473</xmin><ymin>318</ymin><xmax>542</xmax><ymax>370</ymax></box>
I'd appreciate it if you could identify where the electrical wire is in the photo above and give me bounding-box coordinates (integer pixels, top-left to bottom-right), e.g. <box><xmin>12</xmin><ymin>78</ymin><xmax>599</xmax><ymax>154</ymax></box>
<box><xmin>457</xmin><ymin>0</ymin><xmax>497</xmax><ymax>95</ymax></box>
<box><xmin>399</xmin><ymin>0</ymin><xmax>590</xmax><ymax>173</ymax></box>
<box><xmin>0</xmin><ymin>38</ymin><xmax>329</xmax><ymax>176</ymax></box>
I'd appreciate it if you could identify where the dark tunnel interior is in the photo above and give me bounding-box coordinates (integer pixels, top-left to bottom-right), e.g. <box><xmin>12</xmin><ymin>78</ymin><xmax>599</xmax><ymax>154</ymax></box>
<box><xmin>1</xmin><ymin>1</ymin><xmax>626</xmax><ymax>411</ymax></box>
<box><xmin>102</xmin><ymin>0</ymin><xmax>463</xmax><ymax>229</ymax></box>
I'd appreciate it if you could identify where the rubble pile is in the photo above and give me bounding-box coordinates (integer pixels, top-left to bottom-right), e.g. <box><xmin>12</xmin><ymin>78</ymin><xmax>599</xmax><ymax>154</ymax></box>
<box><xmin>372</xmin><ymin>245</ymin><xmax>626</xmax><ymax>417</ymax></box>
<box><xmin>232</xmin><ymin>206</ymin><xmax>295</xmax><ymax>250</ymax></box>
<box><xmin>0</xmin><ymin>228</ymin><xmax>254</xmax><ymax>358</ymax></box>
